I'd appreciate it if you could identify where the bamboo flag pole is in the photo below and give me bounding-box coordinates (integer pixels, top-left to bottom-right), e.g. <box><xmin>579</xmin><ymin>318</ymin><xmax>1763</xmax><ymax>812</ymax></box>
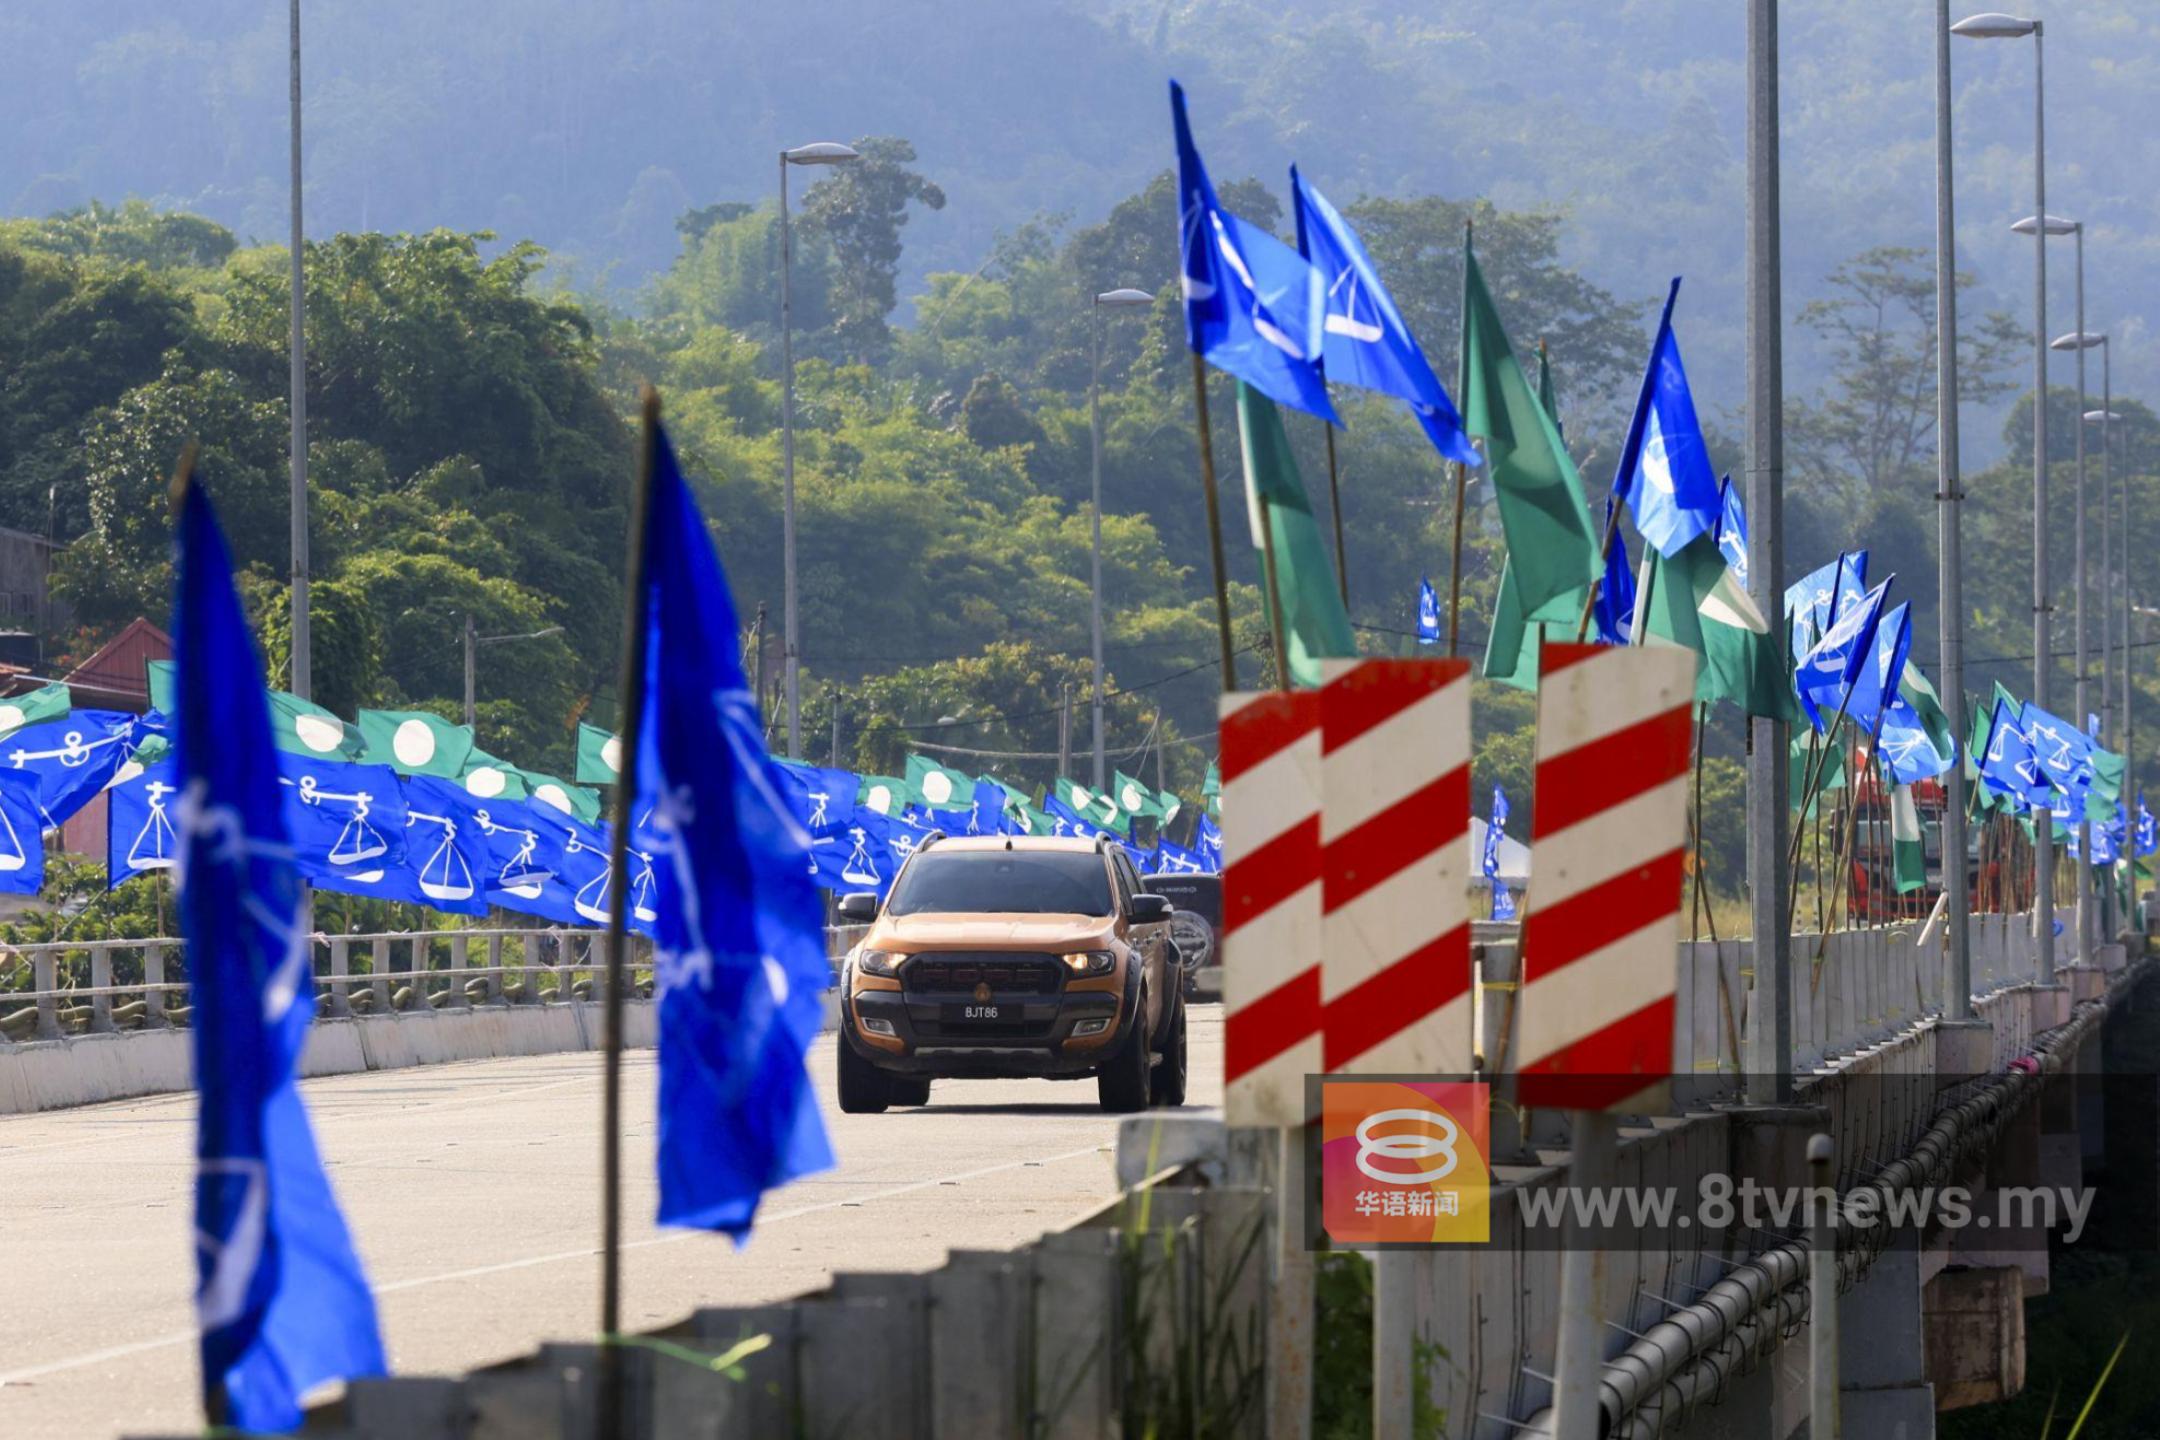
<box><xmin>597</xmin><ymin>387</ymin><xmax>660</xmax><ymax>1440</ymax></box>
<box><xmin>1324</xmin><ymin>424</ymin><xmax>1350</xmax><ymax>607</ymax></box>
<box><xmin>1191</xmin><ymin>354</ymin><xmax>1239</xmax><ymax>693</ymax></box>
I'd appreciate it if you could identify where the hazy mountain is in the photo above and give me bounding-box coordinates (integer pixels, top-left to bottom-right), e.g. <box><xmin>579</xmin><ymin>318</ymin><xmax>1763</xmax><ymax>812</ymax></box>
<box><xmin>5</xmin><ymin>1</ymin><xmax>2154</xmax><ymax>457</ymax></box>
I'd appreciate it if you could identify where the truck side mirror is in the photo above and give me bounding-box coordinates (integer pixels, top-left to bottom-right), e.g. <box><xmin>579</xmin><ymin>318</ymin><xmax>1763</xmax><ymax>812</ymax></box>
<box><xmin>1130</xmin><ymin>894</ymin><xmax>1173</xmax><ymax>925</ymax></box>
<box><xmin>837</xmin><ymin>892</ymin><xmax>879</xmax><ymax>924</ymax></box>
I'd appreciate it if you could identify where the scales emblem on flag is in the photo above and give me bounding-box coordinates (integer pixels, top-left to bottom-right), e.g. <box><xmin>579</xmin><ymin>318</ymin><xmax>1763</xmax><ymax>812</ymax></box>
<box><xmin>405</xmin><ymin>805</ymin><xmax>475</xmax><ymax>903</ymax></box>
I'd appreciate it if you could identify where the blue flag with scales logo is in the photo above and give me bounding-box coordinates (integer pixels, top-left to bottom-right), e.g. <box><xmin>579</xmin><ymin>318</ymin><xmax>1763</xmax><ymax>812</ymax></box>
<box><xmin>636</xmin><ymin>419</ymin><xmax>834</xmax><ymax>1235</ymax></box>
<box><xmin>170</xmin><ymin>480</ymin><xmax>383</xmax><ymax>1431</ymax></box>
<box><xmin>1172</xmin><ymin>81</ymin><xmax>1335</xmax><ymax>423</ymax></box>
<box><xmin>2</xmin><ymin>709</ymin><xmax>140</xmax><ymax>832</ymax></box>
<box><xmin>1978</xmin><ymin>697</ymin><xmax>2050</xmax><ymax>809</ymax></box>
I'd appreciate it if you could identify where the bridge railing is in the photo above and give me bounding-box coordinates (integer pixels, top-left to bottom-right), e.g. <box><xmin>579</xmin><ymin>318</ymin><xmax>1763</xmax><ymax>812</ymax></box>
<box><xmin>0</xmin><ymin>923</ymin><xmax>870</xmax><ymax>1044</ymax></box>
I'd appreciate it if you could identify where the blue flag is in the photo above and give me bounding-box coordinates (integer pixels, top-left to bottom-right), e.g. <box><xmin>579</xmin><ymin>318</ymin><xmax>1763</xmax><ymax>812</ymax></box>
<box><xmin>394</xmin><ymin>775</ymin><xmax>498</xmax><ymax>917</ymax></box>
<box><xmin>1842</xmin><ymin>602</ymin><xmax>1912</xmax><ymax>739</ymax></box>
<box><xmin>1978</xmin><ymin>698</ymin><xmax>2049</xmax><ymax>808</ymax></box>
<box><xmin>473</xmin><ymin>797</ymin><xmax>562</xmax><ymax>904</ymax></box>
<box><xmin>1171</xmin><ymin>81</ymin><xmax>1335</xmax><ymax>422</ymax></box>
<box><xmin>170</xmin><ymin>480</ymin><xmax>383</xmax><ymax>1431</ymax></box>
<box><xmin>1481</xmin><ymin>786</ymin><xmax>1508</xmax><ymax>878</ymax></box>
<box><xmin>1593</xmin><ymin>501</ymin><xmax>1636</xmax><ymax>646</ymax></box>
<box><xmin>1715</xmin><ymin>477</ymin><xmax>1749</xmax><ymax>589</ymax></box>
<box><xmin>1195</xmin><ymin>814</ymin><xmax>1224</xmax><ymax>870</ymax></box>
<box><xmin>277</xmin><ymin>755</ymin><xmax>412</xmax><ymax>901</ymax></box>
<box><xmin>772</xmin><ymin>760</ymin><xmax>859</xmax><ymax>834</ymax></box>
<box><xmin>1291</xmin><ymin>167</ymin><xmax>1476</xmax><ymax>463</ymax></box>
<box><xmin>636</xmin><ymin>419</ymin><xmax>834</xmax><ymax>1235</ymax></box>
<box><xmin>1785</xmin><ymin>550</ymin><xmax>1868</xmax><ymax>660</ymax></box>
<box><xmin>1416</xmin><ymin>575</ymin><xmax>1442</xmax><ymax>645</ymax></box>
<box><xmin>1878</xmin><ymin>693</ymin><xmax>1955</xmax><ymax>784</ymax></box>
<box><xmin>1795</xmin><ymin>576</ymin><xmax>1892</xmax><ymax>730</ymax></box>
<box><xmin>1609</xmin><ymin>280</ymin><xmax>1724</xmax><ymax>557</ymax></box>
<box><xmin>1</xmin><ymin>710</ymin><xmax>141</xmax><ymax>831</ymax></box>
<box><xmin>108</xmin><ymin>755</ymin><xmax>180</xmax><ymax>888</ymax></box>
<box><xmin>2018</xmin><ymin>702</ymin><xmax>2093</xmax><ymax>803</ymax></box>
<box><xmin>1490</xmin><ymin>876</ymin><xmax>1517</xmax><ymax>923</ymax></box>
<box><xmin>1148</xmin><ymin>837</ymin><xmax>1209</xmax><ymax>875</ymax></box>
<box><xmin>0</xmin><ymin>766</ymin><xmax>44</xmax><ymax>894</ymax></box>
<box><xmin>2138</xmin><ymin>794</ymin><xmax>2156</xmax><ymax>856</ymax></box>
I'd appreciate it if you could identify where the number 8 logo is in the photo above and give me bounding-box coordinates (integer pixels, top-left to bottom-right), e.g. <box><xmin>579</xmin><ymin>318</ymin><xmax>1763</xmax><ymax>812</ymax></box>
<box><xmin>1354</xmin><ymin>1108</ymin><xmax>1459</xmax><ymax>1185</ymax></box>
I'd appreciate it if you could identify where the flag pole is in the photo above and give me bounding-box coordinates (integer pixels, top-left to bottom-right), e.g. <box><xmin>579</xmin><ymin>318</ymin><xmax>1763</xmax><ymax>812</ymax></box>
<box><xmin>1324</xmin><ymin>423</ymin><xmax>1350</xmax><ymax>607</ymax></box>
<box><xmin>1574</xmin><ymin>502</ymin><xmax>1623</xmax><ymax>643</ymax></box>
<box><xmin>597</xmin><ymin>387</ymin><xmax>660</xmax><ymax>1440</ymax></box>
<box><xmin>1191</xmin><ymin>354</ymin><xmax>1239</xmax><ymax>693</ymax></box>
<box><xmin>1446</xmin><ymin>218</ymin><xmax>1472</xmax><ymax>660</ymax></box>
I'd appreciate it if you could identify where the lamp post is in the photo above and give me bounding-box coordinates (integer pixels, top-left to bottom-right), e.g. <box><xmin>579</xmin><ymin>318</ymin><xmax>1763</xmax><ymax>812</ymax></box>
<box><xmin>1088</xmin><ymin>288</ymin><xmax>1154</xmax><ymax>790</ymax></box>
<box><xmin>1953</xmin><ymin>10</ymin><xmax>2053</xmax><ymax>974</ymax></box>
<box><xmin>1934</xmin><ymin>0</ymin><xmax>1974</xmax><ymax>1016</ymax></box>
<box><xmin>2024</xmin><ymin>214</ymin><xmax>2084</xmax><ymax>966</ymax></box>
<box><xmin>287</xmin><ymin>0</ymin><xmax>310</xmax><ymax>700</ymax></box>
<box><xmin>779</xmin><ymin>140</ymin><xmax>861</xmax><ymax>761</ymax></box>
<box><xmin>463</xmin><ymin>622</ymin><xmax>566</xmax><ymax>729</ymax></box>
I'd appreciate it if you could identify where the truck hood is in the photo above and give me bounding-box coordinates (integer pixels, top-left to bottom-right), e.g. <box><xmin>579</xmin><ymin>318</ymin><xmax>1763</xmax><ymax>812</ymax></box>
<box><xmin>876</xmin><ymin>913</ymin><xmax>1116</xmax><ymax>950</ymax></box>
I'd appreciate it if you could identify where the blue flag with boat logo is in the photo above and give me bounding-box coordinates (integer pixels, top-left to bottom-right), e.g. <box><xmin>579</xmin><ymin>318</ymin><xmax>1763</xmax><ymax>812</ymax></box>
<box><xmin>638</xmin><ymin>419</ymin><xmax>834</xmax><ymax>1235</ymax></box>
<box><xmin>170</xmin><ymin>479</ymin><xmax>383</xmax><ymax>1432</ymax></box>
<box><xmin>1610</xmin><ymin>280</ymin><xmax>1724</xmax><ymax>557</ymax></box>
<box><xmin>1416</xmin><ymin>576</ymin><xmax>1442</xmax><ymax>645</ymax></box>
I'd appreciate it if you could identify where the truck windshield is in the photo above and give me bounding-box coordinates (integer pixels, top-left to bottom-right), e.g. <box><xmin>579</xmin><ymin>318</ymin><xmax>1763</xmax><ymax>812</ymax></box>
<box><xmin>885</xmin><ymin>850</ymin><xmax>1114</xmax><ymax>917</ymax></box>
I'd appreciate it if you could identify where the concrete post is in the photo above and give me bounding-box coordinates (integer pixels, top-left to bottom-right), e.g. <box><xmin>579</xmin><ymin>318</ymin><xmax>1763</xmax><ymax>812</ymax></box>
<box><xmin>328</xmin><ymin>936</ymin><xmax>352</xmax><ymax>1018</ymax></box>
<box><xmin>32</xmin><ymin>952</ymin><xmax>59</xmax><ymax>1039</ymax></box>
<box><xmin>142</xmin><ymin>942</ymin><xmax>168</xmax><ymax>1028</ymax></box>
<box><xmin>487</xmin><ymin>932</ymin><xmax>506</xmax><ymax>1004</ymax></box>
<box><xmin>88</xmin><ymin>946</ymin><xmax>114</xmax><ymax>1033</ymax></box>
<box><xmin>448</xmin><ymin>934</ymin><xmax>471</xmax><ymax>1008</ymax></box>
<box><xmin>371</xmin><ymin>936</ymin><xmax>391</xmax><ymax>1012</ymax></box>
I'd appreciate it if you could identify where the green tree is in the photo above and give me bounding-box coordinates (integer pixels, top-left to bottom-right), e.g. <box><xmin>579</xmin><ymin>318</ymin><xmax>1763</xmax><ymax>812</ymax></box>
<box><xmin>799</xmin><ymin>136</ymin><xmax>947</xmax><ymax>362</ymax></box>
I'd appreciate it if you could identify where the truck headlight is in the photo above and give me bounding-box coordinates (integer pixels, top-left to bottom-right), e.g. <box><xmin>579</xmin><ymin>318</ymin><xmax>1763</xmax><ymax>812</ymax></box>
<box><xmin>857</xmin><ymin>949</ymin><xmax>900</xmax><ymax>977</ymax></box>
<box><xmin>1061</xmin><ymin>950</ymin><xmax>1116</xmax><ymax>976</ymax></box>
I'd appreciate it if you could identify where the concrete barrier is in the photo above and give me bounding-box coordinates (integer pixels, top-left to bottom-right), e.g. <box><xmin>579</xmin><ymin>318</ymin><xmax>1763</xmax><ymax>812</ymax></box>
<box><xmin>0</xmin><ymin>1001</ymin><xmax>659</xmax><ymax>1115</ymax></box>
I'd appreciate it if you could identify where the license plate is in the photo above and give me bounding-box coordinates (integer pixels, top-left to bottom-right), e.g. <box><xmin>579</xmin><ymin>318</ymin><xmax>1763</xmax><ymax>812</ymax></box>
<box><xmin>944</xmin><ymin>1003</ymin><xmax>1004</xmax><ymax>1023</ymax></box>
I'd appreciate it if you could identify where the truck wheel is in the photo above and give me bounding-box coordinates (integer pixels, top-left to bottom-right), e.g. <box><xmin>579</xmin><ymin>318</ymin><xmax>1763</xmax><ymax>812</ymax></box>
<box><xmin>1096</xmin><ymin>1014</ymin><xmax>1150</xmax><ymax>1112</ymax></box>
<box><xmin>1149</xmin><ymin>997</ymin><xmax>1188</xmax><ymax>1108</ymax></box>
<box><xmin>837</xmin><ymin>1037</ymin><xmax>893</xmax><ymax>1114</ymax></box>
<box><xmin>889</xmin><ymin>1075</ymin><xmax>932</xmax><ymax>1107</ymax></box>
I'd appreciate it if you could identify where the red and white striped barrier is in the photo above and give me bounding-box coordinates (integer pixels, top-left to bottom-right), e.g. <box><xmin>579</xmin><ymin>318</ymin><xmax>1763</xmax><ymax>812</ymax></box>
<box><xmin>1512</xmin><ymin>642</ymin><xmax>1696</xmax><ymax>1113</ymax></box>
<box><xmin>1220</xmin><ymin>690</ymin><xmax>1323</xmax><ymax>1127</ymax></box>
<box><xmin>1320</xmin><ymin>659</ymin><xmax>1474</xmax><ymax>1076</ymax></box>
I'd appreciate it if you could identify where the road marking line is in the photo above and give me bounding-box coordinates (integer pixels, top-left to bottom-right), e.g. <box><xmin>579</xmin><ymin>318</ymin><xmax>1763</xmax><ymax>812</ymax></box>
<box><xmin>0</xmin><ymin>1142</ymin><xmax>1111</xmax><ymax>1387</ymax></box>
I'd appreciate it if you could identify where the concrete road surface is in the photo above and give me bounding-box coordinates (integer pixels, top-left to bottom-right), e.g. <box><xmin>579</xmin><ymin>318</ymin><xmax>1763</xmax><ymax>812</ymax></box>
<box><xmin>0</xmin><ymin>1004</ymin><xmax>1223</xmax><ymax>1439</ymax></box>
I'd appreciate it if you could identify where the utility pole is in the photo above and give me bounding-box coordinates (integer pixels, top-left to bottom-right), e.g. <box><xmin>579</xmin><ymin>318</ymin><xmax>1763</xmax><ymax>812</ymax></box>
<box><xmin>1742</xmin><ymin>0</ymin><xmax>1793</xmax><ymax>1103</ymax></box>
<box><xmin>1058</xmin><ymin>684</ymin><xmax>1073</xmax><ymax>781</ymax></box>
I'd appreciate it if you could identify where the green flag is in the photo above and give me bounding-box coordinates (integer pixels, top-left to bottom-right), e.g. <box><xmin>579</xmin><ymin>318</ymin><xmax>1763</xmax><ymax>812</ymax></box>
<box><xmin>1458</xmin><ymin>239</ymin><xmax>1600</xmax><ymax>621</ymax></box>
<box><xmin>460</xmin><ymin>747</ymin><xmax>530</xmax><ymax>800</ymax></box>
<box><xmin>576</xmin><ymin>723</ymin><xmax>621</xmax><ymax>786</ymax></box>
<box><xmin>1203</xmin><ymin>761</ymin><xmax>1220</xmax><ymax>817</ymax></box>
<box><xmin>1790</xmin><ymin>731</ymin><xmax>1845</xmax><ymax>819</ymax></box>
<box><xmin>1639</xmin><ymin>533</ymin><xmax>1798</xmax><ymax>720</ymax></box>
<box><xmin>1006</xmin><ymin>802</ymin><xmax>1057</xmax><ymax>837</ymax></box>
<box><xmin>1111</xmin><ymin>769</ymin><xmax>1177</xmax><ymax>823</ymax></box>
<box><xmin>155</xmin><ymin>659</ymin><xmax>362</xmax><ymax>758</ymax></box>
<box><xmin>1898</xmin><ymin>662</ymin><xmax>1957</xmax><ymax>760</ymax></box>
<box><xmin>1235</xmin><ymin>381</ymin><xmax>1357</xmax><ymax>688</ymax></box>
<box><xmin>1482</xmin><ymin>558</ymin><xmax>1583</xmax><ymax>692</ymax></box>
<box><xmin>906</xmin><ymin>752</ymin><xmax>976</xmax><ymax>810</ymax></box>
<box><xmin>357</xmin><ymin>709</ymin><xmax>475</xmax><ymax>778</ymax></box>
<box><xmin>1053</xmin><ymin>776</ymin><xmax>1125</xmax><ymax>830</ymax></box>
<box><xmin>1964</xmin><ymin>701</ymin><xmax>1998</xmax><ymax>813</ymax></box>
<box><xmin>858</xmin><ymin>775</ymin><xmax>910</xmax><ymax>816</ymax></box>
<box><xmin>520</xmin><ymin>769</ymin><xmax>602</xmax><ymax>823</ymax></box>
<box><xmin>1891</xmin><ymin>783</ymin><xmax>1927</xmax><ymax>893</ymax></box>
<box><xmin>0</xmin><ymin>682</ymin><xmax>69</xmax><ymax>737</ymax></box>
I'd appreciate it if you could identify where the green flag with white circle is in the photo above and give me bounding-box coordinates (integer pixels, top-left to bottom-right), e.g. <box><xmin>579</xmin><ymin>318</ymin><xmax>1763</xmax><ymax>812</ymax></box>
<box><xmin>459</xmin><ymin>747</ymin><xmax>530</xmax><ymax>801</ymax></box>
<box><xmin>577</xmin><ymin>723</ymin><xmax>622</xmax><ymax>786</ymax></box>
<box><xmin>858</xmin><ymin>775</ymin><xmax>909</xmax><ymax>816</ymax></box>
<box><xmin>1054</xmin><ymin>777</ymin><xmax>1124</xmax><ymax>831</ymax></box>
<box><xmin>519</xmin><ymin>769</ymin><xmax>602</xmax><ymax>823</ymax></box>
<box><xmin>0</xmin><ymin>683</ymin><xmax>69</xmax><ymax>738</ymax></box>
<box><xmin>356</xmin><ymin>709</ymin><xmax>475</xmax><ymax>778</ymax></box>
<box><xmin>905</xmin><ymin>753</ymin><xmax>974</xmax><ymax>810</ymax></box>
<box><xmin>153</xmin><ymin>659</ymin><xmax>363</xmax><ymax>758</ymax></box>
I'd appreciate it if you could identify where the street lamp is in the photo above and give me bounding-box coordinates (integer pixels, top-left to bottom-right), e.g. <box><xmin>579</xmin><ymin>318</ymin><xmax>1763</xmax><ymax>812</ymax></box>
<box><xmin>2023</xmin><ymin>215</ymin><xmax>2088</xmax><ymax>967</ymax></box>
<box><xmin>1088</xmin><ymin>287</ymin><xmax>1154</xmax><ymax>790</ymax></box>
<box><xmin>1954</xmin><ymin>10</ymin><xmax>2055</xmax><ymax>975</ymax></box>
<box><xmin>779</xmin><ymin>140</ymin><xmax>861</xmax><ymax>761</ymax></box>
<box><xmin>463</xmin><ymin>618</ymin><xmax>567</xmax><ymax>728</ymax></box>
